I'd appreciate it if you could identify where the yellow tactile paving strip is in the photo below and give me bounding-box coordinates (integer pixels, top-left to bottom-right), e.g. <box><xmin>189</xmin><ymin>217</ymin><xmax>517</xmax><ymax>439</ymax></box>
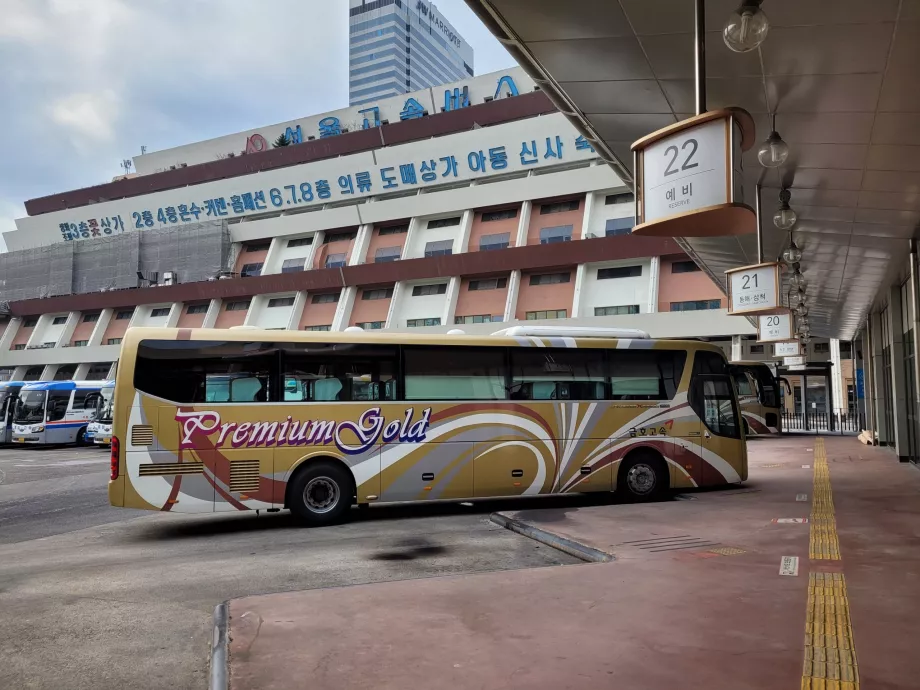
<box><xmin>801</xmin><ymin>439</ymin><xmax>859</xmax><ymax>690</ymax></box>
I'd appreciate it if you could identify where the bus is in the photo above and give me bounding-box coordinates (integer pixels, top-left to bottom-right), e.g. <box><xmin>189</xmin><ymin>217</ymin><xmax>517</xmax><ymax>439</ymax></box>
<box><xmin>729</xmin><ymin>361</ymin><xmax>782</xmax><ymax>435</ymax></box>
<box><xmin>11</xmin><ymin>381</ymin><xmax>104</xmax><ymax>445</ymax></box>
<box><xmin>1</xmin><ymin>381</ymin><xmax>26</xmax><ymax>444</ymax></box>
<box><xmin>108</xmin><ymin>326</ymin><xmax>746</xmax><ymax>525</ymax></box>
<box><xmin>86</xmin><ymin>380</ymin><xmax>116</xmax><ymax>447</ymax></box>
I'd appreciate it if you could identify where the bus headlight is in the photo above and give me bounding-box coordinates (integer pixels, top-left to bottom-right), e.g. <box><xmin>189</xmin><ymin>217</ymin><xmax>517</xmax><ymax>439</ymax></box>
<box><xmin>32</xmin><ymin>425</ymin><xmax>44</xmax><ymax>432</ymax></box>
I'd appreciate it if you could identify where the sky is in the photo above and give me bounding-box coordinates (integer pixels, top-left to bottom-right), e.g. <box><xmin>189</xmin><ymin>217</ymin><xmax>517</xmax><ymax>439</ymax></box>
<box><xmin>0</xmin><ymin>0</ymin><xmax>516</xmax><ymax>251</ymax></box>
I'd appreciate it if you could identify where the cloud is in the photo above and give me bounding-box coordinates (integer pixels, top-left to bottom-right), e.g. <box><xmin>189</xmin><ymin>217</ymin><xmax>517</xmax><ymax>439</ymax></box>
<box><xmin>49</xmin><ymin>90</ymin><xmax>121</xmax><ymax>149</ymax></box>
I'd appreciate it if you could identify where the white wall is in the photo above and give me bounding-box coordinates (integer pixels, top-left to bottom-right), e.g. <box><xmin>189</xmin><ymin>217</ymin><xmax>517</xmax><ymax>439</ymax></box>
<box><xmin>33</xmin><ymin>314</ymin><xmax>70</xmax><ymax>346</ymax></box>
<box><xmin>251</xmin><ymin>294</ymin><xmax>297</xmax><ymax>329</ymax></box>
<box><xmin>390</xmin><ymin>281</ymin><xmax>450</xmax><ymax>327</ymax></box>
<box><xmin>134</xmin><ymin>304</ymin><xmax>173</xmax><ymax>327</ymax></box>
<box><xmin>404</xmin><ymin>217</ymin><xmax>462</xmax><ymax>259</ymax></box>
<box><xmin>585</xmin><ymin>191</ymin><xmax>634</xmax><ymax>238</ymax></box>
<box><xmin>576</xmin><ymin>259</ymin><xmax>652</xmax><ymax>317</ymax></box>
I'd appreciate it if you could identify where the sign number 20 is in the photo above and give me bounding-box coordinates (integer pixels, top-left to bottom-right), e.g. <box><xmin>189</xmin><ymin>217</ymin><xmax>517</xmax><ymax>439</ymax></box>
<box><xmin>663</xmin><ymin>138</ymin><xmax>699</xmax><ymax>176</ymax></box>
<box><xmin>766</xmin><ymin>316</ymin><xmax>780</xmax><ymax>327</ymax></box>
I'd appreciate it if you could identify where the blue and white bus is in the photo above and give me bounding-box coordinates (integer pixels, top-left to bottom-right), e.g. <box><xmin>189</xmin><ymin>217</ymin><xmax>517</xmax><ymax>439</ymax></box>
<box><xmin>0</xmin><ymin>381</ymin><xmax>26</xmax><ymax>444</ymax></box>
<box><xmin>11</xmin><ymin>381</ymin><xmax>104</xmax><ymax>445</ymax></box>
<box><xmin>86</xmin><ymin>380</ymin><xmax>115</xmax><ymax>446</ymax></box>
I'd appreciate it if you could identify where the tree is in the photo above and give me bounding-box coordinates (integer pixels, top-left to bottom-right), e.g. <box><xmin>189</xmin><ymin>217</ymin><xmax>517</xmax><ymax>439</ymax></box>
<box><xmin>272</xmin><ymin>133</ymin><xmax>290</xmax><ymax>148</ymax></box>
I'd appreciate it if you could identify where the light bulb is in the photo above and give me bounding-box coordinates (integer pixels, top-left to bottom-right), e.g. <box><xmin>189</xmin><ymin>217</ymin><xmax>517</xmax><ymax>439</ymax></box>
<box><xmin>774</xmin><ymin>206</ymin><xmax>797</xmax><ymax>230</ymax></box>
<box><xmin>782</xmin><ymin>242</ymin><xmax>802</xmax><ymax>265</ymax></box>
<box><xmin>791</xmin><ymin>272</ymin><xmax>807</xmax><ymax>289</ymax></box>
<box><xmin>723</xmin><ymin>1</ymin><xmax>770</xmax><ymax>53</ymax></box>
<box><xmin>757</xmin><ymin>131</ymin><xmax>789</xmax><ymax>168</ymax></box>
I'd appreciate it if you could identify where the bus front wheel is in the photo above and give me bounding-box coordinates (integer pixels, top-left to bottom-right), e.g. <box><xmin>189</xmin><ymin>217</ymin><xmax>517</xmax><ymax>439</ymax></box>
<box><xmin>288</xmin><ymin>460</ymin><xmax>354</xmax><ymax>527</ymax></box>
<box><xmin>75</xmin><ymin>427</ymin><xmax>88</xmax><ymax>447</ymax></box>
<box><xmin>617</xmin><ymin>451</ymin><xmax>668</xmax><ymax>502</ymax></box>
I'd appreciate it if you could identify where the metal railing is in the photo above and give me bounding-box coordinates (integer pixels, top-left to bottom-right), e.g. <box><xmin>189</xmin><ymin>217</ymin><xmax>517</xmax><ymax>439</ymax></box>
<box><xmin>781</xmin><ymin>410</ymin><xmax>864</xmax><ymax>434</ymax></box>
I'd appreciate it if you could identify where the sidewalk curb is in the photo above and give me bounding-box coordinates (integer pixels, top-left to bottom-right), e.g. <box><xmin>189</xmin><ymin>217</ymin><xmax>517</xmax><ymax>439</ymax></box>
<box><xmin>209</xmin><ymin>601</ymin><xmax>229</xmax><ymax>690</ymax></box>
<box><xmin>489</xmin><ymin>512</ymin><xmax>614</xmax><ymax>563</ymax></box>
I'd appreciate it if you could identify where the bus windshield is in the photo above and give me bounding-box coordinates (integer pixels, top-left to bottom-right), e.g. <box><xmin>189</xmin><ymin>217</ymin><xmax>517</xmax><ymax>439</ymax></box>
<box><xmin>15</xmin><ymin>390</ymin><xmax>46</xmax><ymax>423</ymax></box>
<box><xmin>96</xmin><ymin>386</ymin><xmax>115</xmax><ymax>422</ymax></box>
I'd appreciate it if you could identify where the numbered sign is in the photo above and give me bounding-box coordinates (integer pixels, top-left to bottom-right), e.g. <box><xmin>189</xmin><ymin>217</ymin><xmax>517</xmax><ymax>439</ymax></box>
<box><xmin>775</xmin><ymin>341</ymin><xmax>801</xmax><ymax>357</ymax></box>
<box><xmin>726</xmin><ymin>262</ymin><xmax>782</xmax><ymax>315</ymax></box>
<box><xmin>758</xmin><ymin>311</ymin><xmax>794</xmax><ymax>342</ymax></box>
<box><xmin>784</xmin><ymin>355</ymin><xmax>806</xmax><ymax>366</ymax></box>
<box><xmin>631</xmin><ymin>108</ymin><xmax>756</xmax><ymax>237</ymax></box>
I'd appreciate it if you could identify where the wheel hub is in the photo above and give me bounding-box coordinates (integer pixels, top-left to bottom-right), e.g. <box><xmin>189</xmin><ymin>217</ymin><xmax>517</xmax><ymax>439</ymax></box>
<box><xmin>303</xmin><ymin>477</ymin><xmax>339</xmax><ymax>513</ymax></box>
<box><xmin>627</xmin><ymin>463</ymin><xmax>656</xmax><ymax>495</ymax></box>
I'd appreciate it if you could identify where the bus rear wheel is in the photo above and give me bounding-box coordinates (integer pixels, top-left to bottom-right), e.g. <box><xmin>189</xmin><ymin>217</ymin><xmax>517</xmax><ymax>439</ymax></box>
<box><xmin>618</xmin><ymin>451</ymin><xmax>668</xmax><ymax>501</ymax></box>
<box><xmin>288</xmin><ymin>461</ymin><xmax>354</xmax><ymax>527</ymax></box>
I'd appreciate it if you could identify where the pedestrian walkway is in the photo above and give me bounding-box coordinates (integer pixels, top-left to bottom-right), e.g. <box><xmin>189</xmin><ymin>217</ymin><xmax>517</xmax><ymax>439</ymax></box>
<box><xmin>225</xmin><ymin>436</ymin><xmax>920</xmax><ymax>690</ymax></box>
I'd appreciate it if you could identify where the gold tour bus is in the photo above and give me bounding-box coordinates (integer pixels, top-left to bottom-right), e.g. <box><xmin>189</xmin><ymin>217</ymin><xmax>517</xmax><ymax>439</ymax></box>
<box><xmin>108</xmin><ymin>326</ymin><xmax>747</xmax><ymax>526</ymax></box>
<box><xmin>729</xmin><ymin>360</ymin><xmax>782</xmax><ymax>435</ymax></box>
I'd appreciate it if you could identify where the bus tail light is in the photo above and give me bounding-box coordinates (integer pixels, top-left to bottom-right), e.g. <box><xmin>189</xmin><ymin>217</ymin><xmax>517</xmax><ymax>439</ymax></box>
<box><xmin>110</xmin><ymin>436</ymin><xmax>120</xmax><ymax>480</ymax></box>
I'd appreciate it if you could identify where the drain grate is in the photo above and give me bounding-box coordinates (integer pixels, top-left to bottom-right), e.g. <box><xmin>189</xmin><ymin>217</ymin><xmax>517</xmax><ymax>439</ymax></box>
<box><xmin>620</xmin><ymin>535</ymin><xmax>721</xmax><ymax>552</ymax></box>
<box><xmin>709</xmin><ymin>546</ymin><xmax>746</xmax><ymax>556</ymax></box>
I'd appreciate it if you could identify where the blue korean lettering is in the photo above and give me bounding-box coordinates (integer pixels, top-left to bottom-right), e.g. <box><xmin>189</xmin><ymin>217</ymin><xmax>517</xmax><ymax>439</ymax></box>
<box><xmin>420</xmin><ymin>160</ymin><xmax>437</xmax><ymax>183</ymax></box>
<box><xmin>355</xmin><ymin>171</ymin><xmax>372</xmax><ymax>193</ymax></box>
<box><xmin>399</xmin><ymin>163</ymin><xmax>418</xmax><ymax>184</ymax></box>
<box><xmin>100</xmin><ymin>217</ymin><xmax>112</xmax><ymax>235</ymax></box>
<box><xmin>229</xmin><ymin>195</ymin><xmax>245</xmax><ymax>213</ymax></box>
<box><xmin>494</xmin><ymin>75</ymin><xmax>519</xmax><ymax>99</ymax></box>
<box><xmin>444</xmin><ymin>86</ymin><xmax>469</xmax><ymax>112</ymax></box>
<box><xmin>440</xmin><ymin>155</ymin><xmax>459</xmax><ymax>177</ymax></box>
<box><xmin>87</xmin><ymin>219</ymin><xmax>101</xmax><ymax>237</ymax></box>
<box><xmin>78</xmin><ymin>221</ymin><xmax>90</xmax><ymax>238</ymax></box>
<box><xmin>59</xmin><ymin>222</ymin><xmax>76</xmax><ymax>241</ymax></box>
<box><xmin>338</xmin><ymin>175</ymin><xmax>355</xmax><ymax>194</ymax></box>
<box><xmin>300</xmin><ymin>182</ymin><xmax>314</xmax><ymax>201</ymax></box>
<box><xmin>112</xmin><ymin>215</ymin><xmax>125</xmax><ymax>232</ymax></box>
<box><xmin>575</xmin><ymin>135</ymin><xmax>595</xmax><ymax>152</ymax></box>
<box><xmin>133</xmin><ymin>212</ymin><xmax>143</xmax><ymax>229</ymax></box>
<box><xmin>252</xmin><ymin>191</ymin><xmax>267</xmax><ymax>210</ymax></box>
<box><xmin>157</xmin><ymin>208</ymin><xmax>168</xmax><ymax>224</ymax></box>
<box><xmin>189</xmin><ymin>203</ymin><xmax>202</xmax><ymax>220</ymax></box>
<box><xmin>141</xmin><ymin>210</ymin><xmax>154</xmax><ymax>227</ymax></box>
<box><xmin>178</xmin><ymin>204</ymin><xmax>191</xmax><ymax>222</ymax></box>
<box><xmin>380</xmin><ymin>167</ymin><xmax>399</xmax><ymax>189</ymax></box>
<box><xmin>544</xmin><ymin>135</ymin><xmax>563</xmax><ymax>159</ymax></box>
<box><xmin>316</xmin><ymin>179</ymin><xmax>331</xmax><ymax>199</ymax></box>
<box><xmin>359</xmin><ymin>106</ymin><xmax>380</xmax><ymax>129</ymax></box>
<box><xmin>284</xmin><ymin>125</ymin><xmax>303</xmax><ymax>144</ymax></box>
<box><xmin>400</xmin><ymin>97</ymin><xmax>426</xmax><ymax>120</ymax></box>
<box><xmin>165</xmin><ymin>206</ymin><xmax>178</xmax><ymax>223</ymax></box>
<box><xmin>204</xmin><ymin>198</ymin><xmax>228</xmax><ymax>217</ymax></box>
<box><xmin>318</xmin><ymin>117</ymin><xmax>341</xmax><ymax>138</ymax></box>
<box><xmin>520</xmin><ymin>140</ymin><xmax>538</xmax><ymax>165</ymax></box>
<box><xmin>488</xmin><ymin>146</ymin><xmax>508</xmax><ymax>170</ymax></box>
<box><xmin>467</xmin><ymin>150</ymin><xmax>486</xmax><ymax>173</ymax></box>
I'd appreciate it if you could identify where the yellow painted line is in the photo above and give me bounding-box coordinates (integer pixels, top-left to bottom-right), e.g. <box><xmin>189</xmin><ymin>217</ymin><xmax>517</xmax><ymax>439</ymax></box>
<box><xmin>801</xmin><ymin>438</ymin><xmax>859</xmax><ymax>690</ymax></box>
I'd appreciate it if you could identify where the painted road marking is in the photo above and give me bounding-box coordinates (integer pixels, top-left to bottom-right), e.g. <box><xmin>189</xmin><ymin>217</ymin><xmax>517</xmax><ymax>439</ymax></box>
<box><xmin>797</xmin><ymin>493</ymin><xmax>809</xmax><ymax>502</ymax></box>
<box><xmin>780</xmin><ymin>556</ymin><xmax>799</xmax><ymax>576</ymax></box>
<box><xmin>802</xmin><ymin>464</ymin><xmax>812</xmax><ymax>469</ymax></box>
<box><xmin>774</xmin><ymin>518</ymin><xmax>809</xmax><ymax>524</ymax></box>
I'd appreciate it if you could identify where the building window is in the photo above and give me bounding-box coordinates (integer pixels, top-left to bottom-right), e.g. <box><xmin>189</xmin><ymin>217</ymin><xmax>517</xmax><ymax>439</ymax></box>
<box><xmin>455</xmin><ymin>315</ymin><xmax>502</xmax><ymax>324</ymax></box>
<box><xmin>605</xmin><ymin>217</ymin><xmax>634</xmax><ymax>236</ymax></box>
<box><xmin>325</xmin><ymin>253</ymin><xmax>347</xmax><ymax>268</ymax></box>
<box><xmin>411</xmin><ymin>283</ymin><xmax>447</xmax><ymax>297</ymax></box>
<box><xmin>378</xmin><ymin>224</ymin><xmax>409</xmax><ymax>236</ymax></box>
<box><xmin>814</xmin><ymin>342</ymin><xmax>830</xmax><ymax>354</ymax></box>
<box><xmin>407</xmin><ymin>318</ymin><xmax>441</xmax><ymax>327</ymax></box>
<box><xmin>12</xmin><ymin>344</ymin><xmax>25</xmax><ymax>350</ymax></box>
<box><xmin>749</xmin><ymin>345</ymin><xmax>765</xmax><ymax>354</ymax></box>
<box><xmin>840</xmin><ymin>341</ymin><xmax>853</xmax><ymax>359</ymax></box>
<box><xmin>107</xmin><ymin>338</ymin><xmax>123</xmax><ymax>345</ymax></box>
<box><xmin>186</xmin><ymin>303</ymin><xmax>209</xmax><ymax>315</ymax></box>
<box><xmin>281</xmin><ymin>258</ymin><xmax>305</xmax><ymax>273</ymax></box>
<box><xmin>52</xmin><ymin>316</ymin><xmax>68</xmax><ymax>325</ymax></box>
<box><xmin>241</xmin><ymin>262</ymin><xmax>263</xmax><ymax>277</ymax></box>
<box><xmin>303</xmin><ymin>325</ymin><xmax>331</xmax><ymax>331</ymax></box>
<box><xmin>245</xmin><ymin>241</ymin><xmax>271</xmax><ymax>252</ymax></box>
<box><xmin>605</xmin><ymin>192</ymin><xmax>634</xmax><ymax>205</ymax></box>
<box><xmin>594</xmin><ymin>305</ymin><xmax>640</xmax><ymax>316</ymax></box>
<box><xmin>323</xmin><ymin>230</ymin><xmax>358</xmax><ymax>243</ymax></box>
<box><xmin>469</xmin><ymin>277</ymin><xmax>507</xmax><ymax>291</ymax></box>
<box><xmin>598</xmin><ymin>266</ymin><xmax>642</xmax><ymax>279</ymax></box>
<box><xmin>375</xmin><ymin>246</ymin><xmax>402</xmax><ymax>263</ymax></box>
<box><xmin>671</xmin><ymin>260</ymin><xmax>701</xmax><ymax>274</ymax></box>
<box><xmin>356</xmin><ymin>321</ymin><xmax>385</xmax><ymax>330</ymax></box>
<box><xmin>427</xmin><ymin>216</ymin><xmax>461</xmax><ymax>229</ymax></box>
<box><xmin>115</xmin><ymin>310</ymin><xmax>133</xmax><ymax>321</ymax></box>
<box><xmin>268</xmin><ymin>297</ymin><xmax>295</xmax><ymax>308</ymax></box>
<box><xmin>539</xmin><ymin>225</ymin><xmax>572</xmax><ymax>244</ymax></box>
<box><xmin>530</xmin><ymin>272</ymin><xmax>570</xmax><ymax>286</ymax></box>
<box><xmin>479</xmin><ymin>232</ymin><xmax>510</xmax><ymax>251</ymax></box>
<box><xmin>539</xmin><ymin>200</ymin><xmax>579</xmax><ymax>214</ymax></box>
<box><xmin>481</xmin><ymin>209</ymin><xmax>517</xmax><ymax>222</ymax></box>
<box><xmin>424</xmin><ymin>240</ymin><xmax>453</xmax><ymax>257</ymax></box>
<box><xmin>150</xmin><ymin>307</ymin><xmax>171</xmax><ymax>317</ymax></box>
<box><xmin>287</xmin><ymin>237</ymin><xmax>313</xmax><ymax>248</ymax></box>
<box><xmin>311</xmin><ymin>293</ymin><xmax>339</xmax><ymax>304</ymax></box>
<box><xmin>526</xmin><ymin>310</ymin><xmax>567</xmax><ymax>320</ymax></box>
<box><xmin>82</xmin><ymin>313</ymin><xmax>100</xmax><ymax>323</ymax></box>
<box><xmin>72</xmin><ymin>340</ymin><xmax>88</xmax><ymax>347</ymax></box>
<box><xmin>670</xmin><ymin>299</ymin><xmax>721</xmax><ymax>312</ymax></box>
<box><xmin>362</xmin><ymin>288</ymin><xmax>394</xmax><ymax>301</ymax></box>
<box><xmin>225</xmin><ymin>301</ymin><xmax>251</xmax><ymax>312</ymax></box>
<box><xmin>23</xmin><ymin>317</ymin><xmax>39</xmax><ymax>328</ymax></box>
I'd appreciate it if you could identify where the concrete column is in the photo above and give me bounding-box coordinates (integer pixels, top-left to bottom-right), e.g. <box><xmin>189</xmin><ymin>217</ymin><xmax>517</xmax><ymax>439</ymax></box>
<box><xmin>287</xmin><ymin>291</ymin><xmax>308</xmax><ymax>330</ymax></box>
<box><xmin>515</xmin><ymin>201</ymin><xmax>532</xmax><ymax>248</ymax></box>
<box><xmin>441</xmin><ymin>276</ymin><xmax>461</xmax><ymax>327</ymax></box>
<box><xmin>227</xmin><ymin>242</ymin><xmax>243</xmax><ymax>275</ymax></box>
<box><xmin>202</xmin><ymin>299</ymin><xmax>222</xmax><ymax>328</ymax></box>
<box><xmin>455</xmin><ymin>210</ymin><xmax>474</xmax><ymax>254</ymax></box>
<box><xmin>39</xmin><ymin>365</ymin><xmax>59</xmax><ymax>381</ymax></box>
<box><xmin>332</xmin><ymin>287</ymin><xmax>357</xmax><ymax>331</ymax></box>
<box><xmin>830</xmin><ymin>339</ymin><xmax>843</xmax><ymax>415</ymax></box>
<box><xmin>349</xmin><ymin>224</ymin><xmax>374</xmax><ymax>266</ymax></box>
<box><xmin>11</xmin><ymin>366</ymin><xmax>29</xmax><ymax>381</ymax></box>
<box><xmin>305</xmin><ymin>231</ymin><xmax>323</xmax><ymax>269</ymax></box>
<box><xmin>731</xmin><ymin>335</ymin><xmax>743</xmax><ymax>362</ymax></box>
<box><xmin>579</xmin><ymin>192</ymin><xmax>596</xmax><ymax>239</ymax></box>
<box><xmin>73</xmin><ymin>363</ymin><xmax>91</xmax><ymax>381</ymax></box>
<box><xmin>55</xmin><ymin>312</ymin><xmax>80</xmax><ymax>348</ymax></box>
<box><xmin>106</xmin><ymin>362</ymin><xmax>117</xmax><ymax>380</ymax></box>
<box><xmin>646</xmin><ymin>257</ymin><xmax>660</xmax><ymax>314</ymax></box>
<box><xmin>503</xmin><ymin>270</ymin><xmax>522</xmax><ymax>323</ymax></box>
<box><xmin>243</xmin><ymin>296</ymin><xmax>266</xmax><ymax>327</ymax></box>
<box><xmin>261</xmin><ymin>237</ymin><xmax>285</xmax><ymax>275</ymax></box>
<box><xmin>886</xmin><ymin>285</ymin><xmax>910</xmax><ymax>461</ymax></box>
<box><xmin>87</xmin><ymin>309</ymin><xmax>113</xmax><ymax>347</ymax></box>
<box><xmin>571</xmin><ymin>264</ymin><xmax>587</xmax><ymax>318</ymax></box>
<box><xmin>910</xmin><ymin>245</ymin><xmax>920</xmax><ymax>447</ymax></box>
<box><xmin>0</xmin><ymin>318</ymin><xmax>21</xmax><ymax>352</ymax></box>
<box><xmin>25</xmin><ymin>315</ymin><xmax>51</xmax><ymax>349</ymax></box>
<box><xmin>401</xmin><ymin>218</ymin><xmax>423</xmax><ymax>260</ymax></box>
<box><xmin>869</xmin><ymin>312</ymin><xmax>887</xmax><ymax>443</ymax></box>
<box><xmin>385</xmin><ymin>282</ymin><xmax>405</xmax><ymax>329</ymax></box>
<box><xmin>165</xmin><ymin>302</ymin><xmax>182</xmax><ymax>328</ymax></box>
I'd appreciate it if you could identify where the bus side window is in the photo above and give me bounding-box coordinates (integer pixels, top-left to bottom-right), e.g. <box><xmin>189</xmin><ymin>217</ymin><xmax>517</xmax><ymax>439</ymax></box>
<box><xmin>47</xmin><ymin>392</ymin><xmax>70</xmax><ymax>421</ymax></box>
<box><xmin>282</xmin><ymin>342</ymin><xmax>397</xmax><ymax>402</ymax></box>
<box><xmin>509</xmin><ymin>348</ymin><xmax>604</xmax><ymax>401</ymax></box>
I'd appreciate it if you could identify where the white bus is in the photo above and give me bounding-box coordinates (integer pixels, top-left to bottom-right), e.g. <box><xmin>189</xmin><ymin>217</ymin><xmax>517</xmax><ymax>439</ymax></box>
<box><xmin>86</xmin><ymin>380</ymin><xmax>115</xmax><ymax>446</ymax></box>
<box><xmin>11</xmin><ymin>381</ymin><xmax>104</xmax><ymax>445</ymax></box>
<box><xmin>0</xmin><ymin>381</ymin><xmax>26</xmax><ymax>444</ymax></box>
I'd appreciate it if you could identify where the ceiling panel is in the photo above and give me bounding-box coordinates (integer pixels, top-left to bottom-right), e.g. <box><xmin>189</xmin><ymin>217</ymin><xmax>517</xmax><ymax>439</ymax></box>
<box><xmin>766</xmin><ymin>74</ymin><xmax>883</xmax><ymax>113</ymax></box>
<box><xmin>865</xmin><ymin>145</ymin><xmax>920</xmax><ymax>172</ymax></box>
<box><xmin>528</xmin><ymin>37</ymin><xmax>652</xmax><ymax>82</ymax></box>
<box><xmin>640</xmin><ymin>32</ymin><xmax>763</xmax><ymax>79</ymax></box>
<box><xmin>590</xmin><ymin>113</ymin><xmax>677</xmax><ymax>142</ymax></box>
<box><xmin>658</xmin><ymin>77</ymin><xmax>767</xmax><ymax>114</ymax></box>
<box><xmin>489</xmin><ymin>0</ymin><xmax>633</xmax><ymax>40</ymax></box>
<box><xmin>559</xmin><ymin>80</ymin><xmax>672</xmax><ymax>114</ymax></box>
<box><xmin>871</xmin><ymin>113</ymin><xmax>920</xmax><ymax>146</ymax></box>
<box><xmin>760</xmin><ymin>24</ymin><xmax>894</xmax><ymax>75</ymax></box>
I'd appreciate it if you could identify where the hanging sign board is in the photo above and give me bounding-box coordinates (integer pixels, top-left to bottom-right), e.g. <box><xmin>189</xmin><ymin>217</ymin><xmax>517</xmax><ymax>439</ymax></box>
<box><xmin>758</xmin><ymin>311</ymin><xmax>795</xmax><ymax>342</ymax></box>
<box><xmin>726</xmin><ymin>262</ymin><xmax>783</xmax><ymax>315</ymax></box>
<box><xmin>775</xmin><ymin>341</ymin><xmax>801</xmax><ymax>357</ymax></box>
<box><xmin>784</xmin><ymin>355</ymin><xmax>806</xmax><ymax>366</ymax></box>
<box><xmin>630</xmin><ymin>108</ymin><xmax>756</xmax><ymax>237</ymax></box>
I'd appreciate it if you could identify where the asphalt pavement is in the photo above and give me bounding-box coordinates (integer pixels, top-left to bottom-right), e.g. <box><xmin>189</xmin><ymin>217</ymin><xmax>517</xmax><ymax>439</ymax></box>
<box><xmin>0</xmin><ymin>445</ymin><xmax>579</xmax><ymax>690</ymax></box>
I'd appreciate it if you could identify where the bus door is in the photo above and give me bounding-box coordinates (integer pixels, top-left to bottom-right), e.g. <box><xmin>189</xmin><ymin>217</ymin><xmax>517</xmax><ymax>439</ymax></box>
<box><xmin>689</xmin><ymin>371</ymin><xmax>744</xmax><ymax>485</ymax></box>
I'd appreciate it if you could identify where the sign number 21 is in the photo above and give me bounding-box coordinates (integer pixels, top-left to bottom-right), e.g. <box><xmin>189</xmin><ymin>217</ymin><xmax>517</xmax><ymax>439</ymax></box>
<box><xmin>741</xmin><ymin>273</ymin><xmax>759</xmax><ymax>289</ymax></box>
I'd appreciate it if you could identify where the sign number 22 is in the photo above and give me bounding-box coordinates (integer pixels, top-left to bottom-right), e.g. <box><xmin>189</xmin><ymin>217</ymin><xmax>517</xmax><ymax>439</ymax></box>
<box><xmin>663</xmin><ymin>138</ymin><xmax>699</xmax><ymax>176</ymax></box>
